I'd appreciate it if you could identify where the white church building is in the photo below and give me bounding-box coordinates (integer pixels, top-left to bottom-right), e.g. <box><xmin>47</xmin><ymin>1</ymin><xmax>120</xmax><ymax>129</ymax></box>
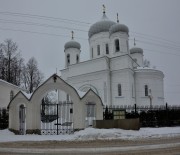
<box><xmin>7</xmin><ymin>8</ymin><xmax>165</xmax><ymax>135</ymax></box>
<box><xmin>60</xmin><ymin>10</ymin><xmax>164</xmax><ymax>107</ymax></box>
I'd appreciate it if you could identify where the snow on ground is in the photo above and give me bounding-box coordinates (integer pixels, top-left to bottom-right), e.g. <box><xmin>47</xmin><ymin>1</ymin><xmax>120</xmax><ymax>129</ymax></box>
<box><xmin>0</xmin><ymin>127</ymin><xmax>180</xmax><ymax>142</ymax></box>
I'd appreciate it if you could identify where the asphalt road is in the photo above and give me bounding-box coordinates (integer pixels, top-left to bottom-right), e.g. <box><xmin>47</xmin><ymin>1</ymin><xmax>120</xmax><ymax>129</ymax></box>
<box><xmin>0</xmin><ymin>136</ymin><xmax>180</xmax><ymax>155</ymax></box>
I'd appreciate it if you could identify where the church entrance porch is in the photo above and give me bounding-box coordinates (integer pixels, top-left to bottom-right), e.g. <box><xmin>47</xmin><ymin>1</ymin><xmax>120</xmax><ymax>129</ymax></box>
<box><xmin>8</xmin><ymin>74</ymin><xmax>103</xmax><ymax>135</ymax></box>
<box><xmin>41</xmin><ymin>101</ymin><xmax>73</xmax><ymax>135</ymax></box>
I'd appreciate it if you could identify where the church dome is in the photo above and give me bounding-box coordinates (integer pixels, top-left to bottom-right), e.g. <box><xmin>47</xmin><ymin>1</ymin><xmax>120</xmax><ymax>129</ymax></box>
<box><xmin>130</xmin><ymin>47</ymin><xmax>143</xmax><ymax>54</ymax></box>
<box><xmin>64</xmin><ymin>40</ymin><xmax>81</xmax><ymax>50</ymax></box>
<box><xmin>88</xmin><ymin>13</ymin><xmax>116</xmax><ymax>38</ymax></box>
<box><xmin>109</xmin><ymin>23</ymin><xmax>129</xmax><ymax>35</ymax></box>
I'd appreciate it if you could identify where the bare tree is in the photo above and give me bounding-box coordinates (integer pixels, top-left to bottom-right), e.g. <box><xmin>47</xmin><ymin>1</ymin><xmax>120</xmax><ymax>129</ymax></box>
<box><xmin>22</xmin><ymin>57</ymin><xmax>44</xmax><ymax>93</ymax></box>
<box><xmin>0</xmin><ymin>49</ymin><xmax>4</xmax><ymax>79</ymax></box>
<box><xmin>0</xmin><ymin>39</ymin><xmax>18</xmax><ymax>83</ymax></box>
<box><xmin>0</xmin><ymin>39</ymin><xmax>24</xmax><ymax>86</ymax></box>
<box><xmin>0</xmin><ymin>39</ymin><xmax>44</xmax><ymax>92</ymax></box>
<box><xmin>11</xmin><ymin>54</ymin><xmax>24</xmax><ymax>86</ymax></box>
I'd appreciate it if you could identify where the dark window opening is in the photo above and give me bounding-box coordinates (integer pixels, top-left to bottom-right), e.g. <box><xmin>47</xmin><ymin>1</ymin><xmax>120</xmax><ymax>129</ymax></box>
<box><xmin>76</xmin><ymin>55</ymin><xmax>79</xmax><ymax>63</ymax></box>
<box><xmin>106</xmin><ymin>44</ymin><xmax>109</xmax><ymax>54</ymax></box>
<box><xmin>118</xmin><ymin>84</ymin><xmax>122</xmax><ymax>96</ymax></box>
<box><xmin>145</xmin><ymin>85</ymin><xmax>148</xmax><ymax>96</ymax></box>
<box><xmin>70</xmin><ymin>108</ymin><xmax>73</xmax><ymax>114</ymax></box>
<box><xmin>115</xmin><ymin>39</ymin><xmax>120</xmax><ymax>52</ymax></box>
<box><xmin>97</xmin><ymin>45</ymin><xmax>100</xmax><ymax>55</ymax></box>
<box><xmin>67</xmin><ymin>54</ymin><xmax>70</xmax><ymax>65</ymax></box>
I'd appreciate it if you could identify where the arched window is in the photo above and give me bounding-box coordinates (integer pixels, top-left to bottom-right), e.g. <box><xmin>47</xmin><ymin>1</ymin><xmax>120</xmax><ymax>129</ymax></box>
<box><xmin>97</xmin><ymin>45</ymin><xmax>100</xmax><ymax>55</ymax></box>
<box><xmin>115</xmin><ymin>39</ymin><xmax>120</xmax><ymax>52</ymax></box>
<box><xmin>67</xmin><ymin>54</ymin><xmax>70</xmax><ymax>65</ymax></box>
<box><xmin>10</xmin><ymin>90</ymin><xmax>14</xmax><ymax>101</ymax></box>
<box><xmin>76</xmin><ymin>55</ymin><xmax>79</xmax><ymax>63</ymax></box>
<box><xmin>106</xmin><ymin>44</ymin><xmax>109</xmax><ymax>54</ymax></box>
<box><xmin>118</xmin><ymin>84</ymin><xmax>122</xmax><ymax>96</ymax></box>
<box><xmin>145</xmin><ymin>85</ymin><xmax>148</xmax><ymax>96</ymax></box>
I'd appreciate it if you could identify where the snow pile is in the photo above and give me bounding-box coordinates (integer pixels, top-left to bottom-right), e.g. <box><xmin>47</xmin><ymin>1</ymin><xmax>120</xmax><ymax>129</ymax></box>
<box><xmin>74</xmin><ymin>128</ymin><xmax>122</xmax><ymax>140</ymax></box>
<box><xmin>74</xmin><ymin>127</ymin><xmax>180</xmax><ymax>140</ymax></box>
<box><xmin>0</xmin><ymin>130</ymin><xmax>74</xmax><ymax>142</ymax></box>
<box><xmin>0</xmin><ymin>127</ymin><xmax>180</xmax><ymax>142</ymax></box>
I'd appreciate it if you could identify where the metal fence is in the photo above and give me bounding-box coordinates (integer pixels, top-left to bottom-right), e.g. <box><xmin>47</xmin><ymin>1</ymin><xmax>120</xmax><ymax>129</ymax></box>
<box><xmin>103</xmin><ymin>104</ymin><xmax>180</xmax><ymax>127</ymax></box>
<box><xmin>0</xmin><ymin>108</ymin><xmax>8</xmax><ymax>129</ymax></box>
<box><xmin>1</xmin><ymin>103</ymin><xmax>180</xmax><ymax>131</ymax></box>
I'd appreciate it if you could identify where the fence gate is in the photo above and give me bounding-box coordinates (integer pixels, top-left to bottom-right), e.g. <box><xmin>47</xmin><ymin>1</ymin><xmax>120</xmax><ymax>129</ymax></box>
<box><xmin>41</xmin><ymin>102</ymin><xmax>73</xmax><ymax>135</ymax></box>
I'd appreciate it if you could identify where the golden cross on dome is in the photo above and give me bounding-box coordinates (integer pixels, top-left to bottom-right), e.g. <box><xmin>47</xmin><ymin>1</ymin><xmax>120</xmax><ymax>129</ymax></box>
<box><xmin>117</xmin><ymin>13</ymin><xmax>119</xmax><ymax>23</ymax></box>
<box><xmin>71</xmin><ymin>31</ymin><xmax>74</xmax><ymax>40</ymax></box>
<box><xmin>103</xmin><ymin>4</ymin><xmax>106</xmax><ymax>14</ymax></box>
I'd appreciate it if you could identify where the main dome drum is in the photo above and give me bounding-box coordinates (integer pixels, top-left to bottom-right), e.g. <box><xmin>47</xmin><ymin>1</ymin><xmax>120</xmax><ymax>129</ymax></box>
<box><xmin>88</xmin><ymin>14</ymin><xmax>116</xmax><ymax>38</ymax></box>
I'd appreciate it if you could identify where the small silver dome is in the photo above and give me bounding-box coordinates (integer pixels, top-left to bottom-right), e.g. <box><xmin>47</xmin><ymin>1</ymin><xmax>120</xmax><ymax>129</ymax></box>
<box><xmin>64</xmin><ymin>40</ymin><xmax>81</xmax><ymax>50</ymax></box>
<box><xmin>109</xmin><ymin>23</ymin><xmax>129</xmax><ymax>35</ymax></box>
<box><xmin>130</xmin><ymin>47</ymin><xmax>143</xmax><ymax>54</ymax></box>
<box><xmin>88</xmin><ymin>14</ymin><xmax>116</xmax><ymax>38</ymax></box>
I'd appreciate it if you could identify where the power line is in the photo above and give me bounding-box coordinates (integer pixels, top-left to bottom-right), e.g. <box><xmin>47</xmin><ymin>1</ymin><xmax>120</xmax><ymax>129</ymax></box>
<box><xmin>135</xmin><ymin>39</ymin><xmax>180</xmax><ymax>51</ymax></box>
<box><xmin>0</xmin><ymin>18</ymin><xmax>88</xmax><ymax>32</ymax></box>
<box><xmin>0</xmin><ymin>27</ymin><xmax>87</xmax><ymax>40</ymax></box>
<box><xmin>131</xmin><ymin>33</ymin><xmax>180</xmax><ymax>49</ymax></box>
<box><xmin>131</xmin><ymin>31</ymin><xmax>180</xmax><ymax>46</ymax></box>
<box><xmin>1</xmin><ymin>26</ymin><xmax>180</xmax><ymax>58</ymax></box>
<box><xmin>0</xmin><ymin>11</ymin><xmax>91</xmax><ymax>25</ymax></box>
<box><xmin>1</xmin><ymin>10</ymin><xmax>180</xmax><ymax>49</ymax></box>
<box><xmin>1</xmin><ymin>26</ymin><xmax>180</xmax><ymax>57</ymax></box>
<box><xmin>142</xmin><ymin>48</ymin><xmax>180</xmax><ymax>57</ymax></box>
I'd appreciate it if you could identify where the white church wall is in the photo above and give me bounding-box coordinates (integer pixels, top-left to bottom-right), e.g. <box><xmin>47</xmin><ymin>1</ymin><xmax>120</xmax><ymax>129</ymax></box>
<box><xmin>111</xmin><ymin>69</ymin><xmax>135</xmax><ymax>106</ymax></box>
<box><xmin>61</xmin><ymin>57</ymin><xmax>109</xmax><ymax>80</ymax></box>
<box><xmin>110</xmin><ymin>55</ymin><xmax>133</xmax><ymax>71</ymax></box>
<box><xmin>66</xmin><ymin>70</ymin><xmax>109</xmax><ymax>105</ymax></box>
<box><xmin>135</xmin><ymin>69</ymin><xmax>164</xmax><ymax>106</ymax></box>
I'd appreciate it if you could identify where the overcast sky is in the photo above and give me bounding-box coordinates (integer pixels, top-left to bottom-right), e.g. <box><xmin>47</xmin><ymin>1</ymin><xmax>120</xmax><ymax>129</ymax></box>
<box><xmin>0</xmin><ymin>0</ymin><xmax>180</xmax><ymax>105</ymax></box>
